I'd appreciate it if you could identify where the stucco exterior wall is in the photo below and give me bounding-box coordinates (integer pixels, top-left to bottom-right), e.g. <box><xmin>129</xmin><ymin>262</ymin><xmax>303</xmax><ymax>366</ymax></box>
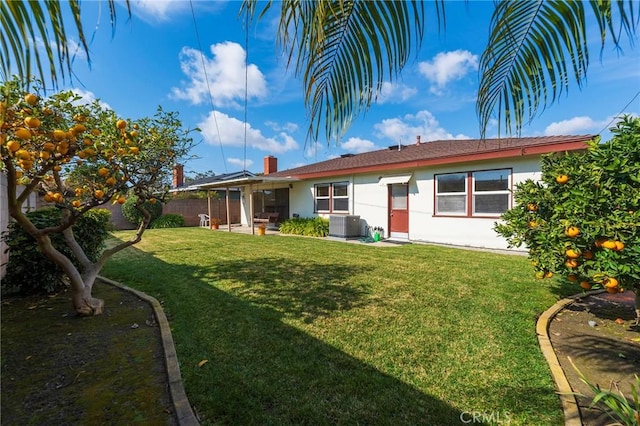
<box><xmin>282</xmin><ymin>156</ymin><xmax>542</xmax><ymax>250</ymax></box>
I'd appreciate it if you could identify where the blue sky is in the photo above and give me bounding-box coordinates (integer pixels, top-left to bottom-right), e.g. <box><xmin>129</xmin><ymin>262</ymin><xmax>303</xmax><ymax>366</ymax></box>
<box><xmin>55</xmin><ymin>0</ymin><xmax>640</xmax><ymax>177</ymax></box>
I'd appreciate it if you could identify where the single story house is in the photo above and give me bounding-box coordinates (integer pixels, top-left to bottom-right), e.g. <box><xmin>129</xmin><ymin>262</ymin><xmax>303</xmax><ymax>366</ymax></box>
<box><xmin>197</xmin><ymin>135</ymin><xmax>593</xmax><ymax>250</ymax></box>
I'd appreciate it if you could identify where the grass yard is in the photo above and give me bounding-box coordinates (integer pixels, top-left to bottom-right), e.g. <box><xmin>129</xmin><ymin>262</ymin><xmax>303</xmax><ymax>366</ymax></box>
<box><xmin>101</xmin><ymin>228</ymin><xmax>576</xmax><ymax>425</ymax></box>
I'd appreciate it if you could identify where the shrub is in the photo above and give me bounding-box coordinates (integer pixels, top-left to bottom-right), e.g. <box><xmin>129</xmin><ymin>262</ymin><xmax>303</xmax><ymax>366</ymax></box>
<box><xmin>495</xmin><ymin>116</ymin><xmax>640</xmax><ymax>295</ymax></box>
<box><xmin>279</xmin><ymin>217</ymin><xmax>329</xmax><ymax>237</ymax></box>
<box><xmin>2</xmin><ymin>208</ymin><xmax>112</xmax><ymax>295</ymax></box>
<box><xmin>150</xmin><ymin>214</ymin><xmax>185</xmax><ymax>229</ymax></box>
<box><xmin>121</xmin><ymin>195</ymin><xmax>163</xmax><ymax>226</ymax></box>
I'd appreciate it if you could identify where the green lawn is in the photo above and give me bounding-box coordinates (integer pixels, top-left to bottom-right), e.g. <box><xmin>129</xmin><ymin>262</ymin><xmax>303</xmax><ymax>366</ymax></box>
<box><xmin>102</xmin><ymin>228</ymin><xmax>576</xmax><ymax>425</ymax></box>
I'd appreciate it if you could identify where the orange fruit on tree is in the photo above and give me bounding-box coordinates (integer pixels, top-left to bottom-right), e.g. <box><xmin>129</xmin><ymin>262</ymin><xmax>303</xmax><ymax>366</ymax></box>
<box><xmin>565</xmin><ymin>248</ymin><xmax>581</xmax><ymax>259</ymax></box>
<box><xmin>39</xmin><ymin>151</ymin><xmax>51</xmax><ymax>160</ymax></box>
<box><xmin>580</xmin><ymin>281</ymin><xmax>592</xmax><ymax>290</ymax></box>
<box><xmin>565</xmin><ymin>259</ymin><xmax>579</xmax><ymax>268</ymax></box>
<box><xmin>116</xmin><ymin>196</ymin><xmax>126</xmax><ymax>205</ymax></box>
<box><xmin>90</xmin><ymin>129</ymin><xmax>101</xmax><ymax>136</ymax></box>
<box><xmin>6</xmin><ymin>140</ymin><xmax>20</xmax><ymax>152</ymax></box>
<box><xmin>565</xmin><ymin>226</ymin><xmax>580</xmax><ymax>237</ymax></box>
<box><xmin>604</xmin><ymin>277</ymin><xmax>619</xmax><ymax>288</ymax></box>
<box><xmin>98</xmin><ymin>167</ymin><xmax>110</xmax><ymax>177</ymax></box>
<box><xmin>44</xmin><ymin>192</ymin><xmax>54</xmax><ymax>202</ymax></box>
<box><xmin>556</xmin><ymin>174</ymin><xmax>569</xmax><ymax>184</ymax></box>
<box><xmin>24</xmin><ymin>117</ymin><xmax>41</xmax><ymax>128</ymax></box>
<box><xmin>116</xmin><ymin>119</ymin><xmax>127</xmax><ymax>130</ymax></box>
<box><xmin>105</xmin><ymin>177</ymin><xmax>116</xmax><ymax>186</ymax></box>
<box><xmin>602</xmin><ymin>240</ymin><xmax>617</xmax><ymax>249</ymax></box>
<box><xmin>53</xmin><ymin>129</ymin><xmax>66</xmax><ymax>141</ymax></box>
<box><xmin>526</xmin><ymin>203</ymin><xmax>538</xmax><ymax>211</ymax></box>
<box><xmin>24</xmin><ymin>93</ymin><xmax>38</xmax><ymax>105</ymax></box>
<box><xmin>544</xmin><ymin>271</ymin><xmax>554</xmax><ymax>278</ymax></box>
<box><xmin>72</xmin><ymin>124</ymin><xmax>86</xmax><ymax>134</ymax></box>
<box><xmin>129</xmin><ymin>146</ymin><xmax>139</xmax><ymax>155</ymax></box>
<box><xmin>582</xmin><ymin>250</ymin><xmax>594</xmax><ymax>260</ymax></box>
<box><xmin>15</xmin><ymin>127</ymin><xmax>32</xmax><ymax>140</ymax></box>
<box><xmin>535</xmin><ymin>271</ymin><xmax>545</xmax><ymax>279</ymax></box>
<box><xmin>528</xmin><ymin>221</ymin><xmax>538</xmax><ymax>228</ymax></box>
<box><xmin>606</xmin><ymin>287</ymin><xmax>619</xmax><ymax>294</ymax></box>
<box><xmin>614</xmin><ymin>241</ymin><xmax>624</xmax><ymax>251</ymax></box>
<box><xmin>149</xmin><ymin>197</ymin><xmax>157</xmax><ymax>204</ymax></box>
<box><xmin>15</xmin><ymin>149</ymin><xmax>31</xmax><ymax>160</ymax></box>
<box><xmin>567</xmin><ymin>274</ymin><xmax>578</xmax><ymax>282</ymax></box>
<box><xmin>43</xmin><ymin>142</ymin><xmax>55</xmax><ymax>151</ymax></box>
<box><xmin>72</xmin><ymin>200</ymin><xmax>81</xmax><ymax>208</ymax></box>
<box><xmin>53</xmin><ymin>165</ymin><xmax>62</xmax><ymax>172</ymax></box>
<box><xmin>94</xmin><ymin>189</ymin><xmax>105</xmax><ymax>199</ymax></box>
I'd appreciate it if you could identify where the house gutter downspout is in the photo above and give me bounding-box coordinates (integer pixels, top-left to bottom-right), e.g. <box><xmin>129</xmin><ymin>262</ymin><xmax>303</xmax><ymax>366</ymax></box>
<box><xmin>249</xmin><ymin>184</ymin><xmax>255</xmax><ymax>235</ymax></box>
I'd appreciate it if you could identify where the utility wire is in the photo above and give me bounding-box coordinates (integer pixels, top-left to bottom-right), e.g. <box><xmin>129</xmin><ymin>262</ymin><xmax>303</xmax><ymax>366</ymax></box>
<box><xmin>597</xmin><ymin>90</ymin><xmax>640</xmax><ymax>135</ymax></box>
<box><xmin>243</xmin><ymin>7</ymin><xmax>249</xmax><ymax>176</ymax></box>
<box><xmin>189</xmin><ymin>0</ymin><xmax>227</xmax><ymax>173</ymax></box>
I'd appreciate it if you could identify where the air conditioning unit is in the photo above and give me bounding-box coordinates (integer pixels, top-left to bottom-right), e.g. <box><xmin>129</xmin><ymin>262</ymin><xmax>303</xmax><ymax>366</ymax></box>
<box><xmin>329</xmin><ymin>215</ymin><xmax>361</xmax><ymax>238</ymax></box>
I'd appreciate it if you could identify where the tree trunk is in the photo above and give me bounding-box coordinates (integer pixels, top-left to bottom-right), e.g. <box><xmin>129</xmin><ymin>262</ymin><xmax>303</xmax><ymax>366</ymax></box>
<box><xmin>71</xmin><ymin>285</ymin><xmax>104</xmax><ymax>316</ymax></box>
<box><xmin>36</xmin><ymin>233</ymin><xmax>104</xmax><ymax>316</ymax></box>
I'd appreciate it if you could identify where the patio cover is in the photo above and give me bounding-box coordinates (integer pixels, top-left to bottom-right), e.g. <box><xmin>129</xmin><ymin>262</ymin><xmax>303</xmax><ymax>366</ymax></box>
<box><xmin>193</xmin><ymin>176</ymin><xmax>299</xmax><ymax>234</ymax></box>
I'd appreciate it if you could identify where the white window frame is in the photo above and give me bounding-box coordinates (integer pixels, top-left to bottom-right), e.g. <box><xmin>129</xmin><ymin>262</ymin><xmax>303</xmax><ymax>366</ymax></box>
<box><xmin>314</xmin><ymin>181</ymin><xmax>349</xmax><ymax>213</ymax></box>
<box><xmin>471</xmin><ymin>169</ymin><xmax>512</xmax><ymax>217</ymax></box>
<box><xmin>435</xmin><ymin>172</ymin><xmax>468</xmax><ymax>216</ymax></box>
<box><xmin>434</xmin><ymin>169</ymin><xmax>512</xmax><ymax>218</ymax></box>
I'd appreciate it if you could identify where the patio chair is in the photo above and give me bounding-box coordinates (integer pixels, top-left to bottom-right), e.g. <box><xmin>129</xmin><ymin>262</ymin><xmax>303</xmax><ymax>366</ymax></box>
<box><xmin>198</xmin><ymin>213</ymin><xmax>210</xmax><ymax>228</ymax></box>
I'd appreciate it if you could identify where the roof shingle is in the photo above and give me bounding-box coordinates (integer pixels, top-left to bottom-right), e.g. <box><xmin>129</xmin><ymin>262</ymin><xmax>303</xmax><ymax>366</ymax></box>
<box><xmin>270</xmin><ymin>135</ymin><xmax>593</xmax><ymax>179</ymax></box>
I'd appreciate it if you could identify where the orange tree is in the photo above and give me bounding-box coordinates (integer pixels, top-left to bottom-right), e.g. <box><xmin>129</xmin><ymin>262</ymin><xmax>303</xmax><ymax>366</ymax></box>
<box><xmin>1</xmin><ymin>78</ymin><xmax>195</xmax><ymax>315</ymax></box>
<box><xmin>495</xmin><ymin>116</ymin><xmax>639</xmax><ymax>322</ymax></box>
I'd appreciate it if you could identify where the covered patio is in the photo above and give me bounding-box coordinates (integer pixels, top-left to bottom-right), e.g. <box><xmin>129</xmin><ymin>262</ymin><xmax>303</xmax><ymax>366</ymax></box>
<box><xmin>193</xmin><ymin>175</ymin><xmax>298</xmax><ymax>235</ymax></box>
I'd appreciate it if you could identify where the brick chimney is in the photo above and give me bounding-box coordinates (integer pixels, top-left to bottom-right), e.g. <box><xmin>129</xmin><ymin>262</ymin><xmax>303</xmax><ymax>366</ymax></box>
<box><xmin>172</xmin><ymin>164</ymin><xmax>184</xmax><ymax>188</ymax></box>
<box><xmin>264</xmin><ymin>156</ymin><xmax>277</xmax><ymax>175</ymax></box>
<box><xmin>416</xmin><ymin>135</ymin><xmax>421</xmax><ymax>145</ymax></box>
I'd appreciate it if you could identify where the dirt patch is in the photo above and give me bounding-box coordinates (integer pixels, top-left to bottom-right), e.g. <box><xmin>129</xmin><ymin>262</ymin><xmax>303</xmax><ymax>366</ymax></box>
<box><xmin>549</xmin><ymin>290</ymin><xmax>640</xmax><ymax>425</ymax></box>
<box><xmin>1</xmin><ymin>281</ymin><xmax>177</xmax><ymax>426</ymax></box>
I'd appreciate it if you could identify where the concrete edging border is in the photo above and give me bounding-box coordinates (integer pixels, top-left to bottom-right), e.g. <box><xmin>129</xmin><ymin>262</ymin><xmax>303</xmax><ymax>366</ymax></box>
<box><xmin>98</xmin><ymin>276</ymin><xmax>199</xmax><ymax>426</ymax></box>
<box><xmin>536</xmin><ymin>289</ymin><xmax>606</xmax><ymax>426</ymax></box>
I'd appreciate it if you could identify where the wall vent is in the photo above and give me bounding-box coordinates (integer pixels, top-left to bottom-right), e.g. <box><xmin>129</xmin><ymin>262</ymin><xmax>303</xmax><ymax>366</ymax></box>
<box><xmin>329</xmin><ymin>215</ymin><xmax>360</xmax><ymax>238</ymax></box>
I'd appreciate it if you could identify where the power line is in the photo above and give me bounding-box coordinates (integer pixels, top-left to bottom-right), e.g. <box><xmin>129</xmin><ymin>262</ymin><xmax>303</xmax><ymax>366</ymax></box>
<box><xmin>243</xmin><ymin>7</ymin><xmax>249</xmax><ymax>175</ymax></box>
<box><xmin>189</xmin><ymin>0</ymin><xmax>227</xmax><ymax>173</ymax></box>
<box><xmin>597</xmin><ymin>90</ymin><xmax>640</xmax><ymax>135</ymax></box>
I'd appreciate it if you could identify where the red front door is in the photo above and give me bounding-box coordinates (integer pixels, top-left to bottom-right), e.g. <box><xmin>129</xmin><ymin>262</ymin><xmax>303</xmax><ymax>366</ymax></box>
<box><xmin>389</xmin><ymin>183</ymin><xmax>409</xmax><ymax>236</ymax></box>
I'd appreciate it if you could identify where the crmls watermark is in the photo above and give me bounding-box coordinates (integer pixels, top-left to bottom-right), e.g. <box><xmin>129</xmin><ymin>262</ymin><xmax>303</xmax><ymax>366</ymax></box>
<box><xmin>460</xmin><ymin>411</ymin><xmax>512</xmax><ymax>424</ymax></box>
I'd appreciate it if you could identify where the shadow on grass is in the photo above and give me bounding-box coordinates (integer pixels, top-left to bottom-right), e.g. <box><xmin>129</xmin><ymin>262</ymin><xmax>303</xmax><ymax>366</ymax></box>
<box><xmin>102</xmin><ymin>243</ymin><xmax>468</xmax><ymax>425</ymax></box>
<box><xmin>204</xmin><ymin>256</ymin><xmax>371</xmax><ymax>323</ymax></box>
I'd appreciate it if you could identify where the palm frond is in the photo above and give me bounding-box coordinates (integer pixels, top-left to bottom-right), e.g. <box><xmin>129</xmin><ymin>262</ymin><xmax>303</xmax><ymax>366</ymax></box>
<box><xmin>0</xmin><ymin>0</ymin><xmax>127</xmax><ymax>88</ymax></box>
<box><xmin>478</xmin><ymin>0</ymin><xmax>638</xmax><ymax>138</ymax></box>
<box><xmin>245</xmin><ymin>0</ymin><xmax>431</xmax><ymax>144</ymax></box>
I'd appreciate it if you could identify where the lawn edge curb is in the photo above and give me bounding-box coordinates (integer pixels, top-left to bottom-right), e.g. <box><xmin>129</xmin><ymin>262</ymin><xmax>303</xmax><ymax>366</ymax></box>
<box><xmin>536</xmin><ymin>289</ymin><xmax>605</xmax><ymax>426</ymax></box>
<box><xmin>98</xmin><ymin>276</ymin><xmax>200</xmax><ymax>426</ymax></box>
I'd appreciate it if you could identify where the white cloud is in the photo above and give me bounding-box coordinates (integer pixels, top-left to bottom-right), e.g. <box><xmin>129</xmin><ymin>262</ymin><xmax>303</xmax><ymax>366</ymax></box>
<box><xmin>171</xmin><ymin>42</ymin><xmax>268</xmax><ymax>108</ymax></box>
<box><xmin>375</xmin><ymin>82</ymin><xmax>418</xmax><ymax>104</ymax></box>
<box><xmin>198</xmin><ymin>111</ymin><xmax>298</xmax><ymax>154</ymax></box>
<box><xmin>227</xmin><ymin>157</ymin><xmax>254</xmax><ymax>168</ymax></box>
<box><xmin>340</xmin><ymin>137</ymin><xmax>378</xmax><ymax>154</ymax></box>
<box><xmin>544</xmin><ymin>116</ymin><xmax>608</xmax><ymax>135</ymax></box>
<box><xmin>69</xmin><ymin>88</ymin><xmax>111</xmax><ymax>110</ymax></box>
<box><xmin>131</xmin><ymin>0</ymin><xmax>188</xmax><ymax>21</ymax></box>
<box><xmin>374</xmin><ymin>110</ymin><xmax>470</xmax><ymax>142</ymax></box>
<box><xmin>418</xmin><ymin>50</ymin><xmax>478</xmax><ymax>94</ymax></box>
<box><xmin>265</xmin><ymin>121</ymin><xmax>299</xmax><ymax>133</ymax></box>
